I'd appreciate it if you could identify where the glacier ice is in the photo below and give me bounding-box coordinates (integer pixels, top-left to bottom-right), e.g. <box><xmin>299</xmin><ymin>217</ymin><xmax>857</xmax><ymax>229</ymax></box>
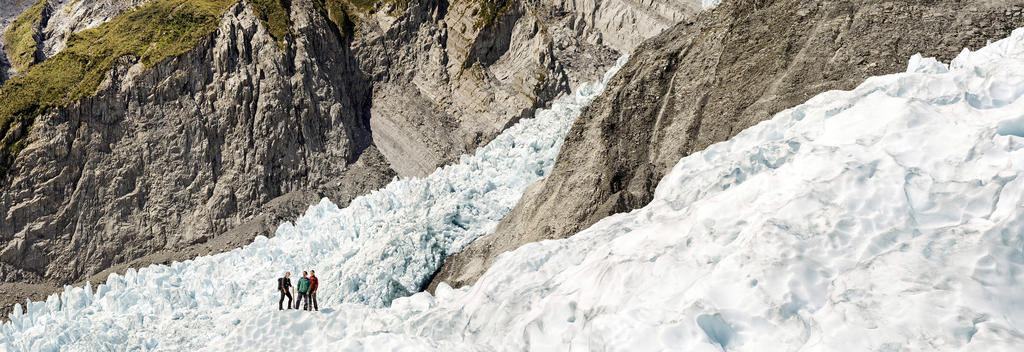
<box><xmin>5</xmin><ymin>25</ymin><xmax>1024</xmax><ymax>351</ymax></box>
<box><xmin>210</xmin><ymin>28</ymin><xmax>1024</xmax><ymax>350</ymax></box>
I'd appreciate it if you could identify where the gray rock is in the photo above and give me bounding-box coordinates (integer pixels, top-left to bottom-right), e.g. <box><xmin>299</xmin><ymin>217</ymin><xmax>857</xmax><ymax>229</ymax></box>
<box><xmin>548</xmin><ymin>0</ymin><xmax>694</xmax><ymax>53</ymax></box>
<box><xmin>1</xmin><ymin>1</ymin><xmax>386</xmax><ymax>286</ymax></box>
<box><xmin>428</xmin><ymin>0</ymin><xmax>1024</xmax><ymax>292</ymax></box>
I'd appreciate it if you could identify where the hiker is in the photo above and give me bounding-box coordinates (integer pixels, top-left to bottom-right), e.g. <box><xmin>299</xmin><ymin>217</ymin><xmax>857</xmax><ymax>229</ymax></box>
<box><xmin>309</xmin><ymin>270</ymin><xmax>319</xmax><ymax>311</ymax></box>
<box><xmin>278</xmin><ymin>272</ymin><xmax>293</xmax><ymax>310</ymax></box>
<box><xmin>296</xmin><ymin>271</ymin><xmax>312</xmax><ymax>311</ymax></box>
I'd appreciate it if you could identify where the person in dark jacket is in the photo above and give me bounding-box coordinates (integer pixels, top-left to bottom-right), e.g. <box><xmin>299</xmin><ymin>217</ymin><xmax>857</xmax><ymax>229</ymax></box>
<box><xmin>309</xmin><ymin>270</ymin><xmax>319</xmax><ymax>311</ymax></box>
<box><xmin>278</xmin><ymin>272</ymin><xmax>293</xmax><ymax>310</ymax></box>
<box><xmin>296</xmin><ymin>271</ymin><xmax>312</xmax><ymax>310</ymax></box>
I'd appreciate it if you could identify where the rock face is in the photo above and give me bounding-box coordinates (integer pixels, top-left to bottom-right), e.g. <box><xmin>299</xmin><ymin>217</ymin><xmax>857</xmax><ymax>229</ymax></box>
<box><xmin>0</xmin><ymin>0</ymin><xmax>697</xmax><ymax>314</ymax></box>
<box><xmin>549</xmin><ymin>0</ymin><xmax>693</xmax><ymax>53</ymax></box>
<box><xmin>355</xmin><ymin>0</ymin><xmax>577</xmax><ymax>177</ymax></box>
<box><xmin>1</xmin><ymin>0</ymin><xmax>384</xmax><ymax>285</ymax></box>
<box><xmin>428</xmin><ymin>0</ymin><xmax>1024</xmax><ymax>291</ymax></box>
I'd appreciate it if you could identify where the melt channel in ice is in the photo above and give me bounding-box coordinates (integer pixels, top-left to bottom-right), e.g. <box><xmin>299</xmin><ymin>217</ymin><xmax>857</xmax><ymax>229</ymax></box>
<box><xmin>0</xmin><ymin>56</ymin><xmax>630</xmax><ymax>351</ymax></box>
<box><xmin>213</xmin><ymin>28</ymin><xmax>1024</xmax><ymax>350</ymax></box>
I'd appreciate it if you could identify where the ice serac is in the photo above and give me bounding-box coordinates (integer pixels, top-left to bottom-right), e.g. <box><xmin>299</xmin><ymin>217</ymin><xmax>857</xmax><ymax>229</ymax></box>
<box><xmin>4</xmin><ymin>24</ymin><xmax>1024</xmax><ymax>352</ymax></box>
<box><xmin>427</xmin><ymin>0</ymin><xmax>1024</xmax><ymax>291</ymax></box>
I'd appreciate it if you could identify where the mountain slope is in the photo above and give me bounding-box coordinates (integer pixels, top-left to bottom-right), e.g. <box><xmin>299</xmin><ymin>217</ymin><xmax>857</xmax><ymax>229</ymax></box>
<box><xmin>0</xmin><ymin>0</ymin><xmax>697</xmax><ymax>317</ymax></box>
<box><xmin>0</xmin><ymin>52</ymin><xmax>628</xmax><ymax>351</ymax></box>
<box><xmin>429</xmin><ymin>0</ymin><xmax>1024</xmax><ymax>291</ymax></box>
<box><xmin>5</xmin><ymin>25</ymin><xmax>1023</xmax><ymax>350</ymax></box>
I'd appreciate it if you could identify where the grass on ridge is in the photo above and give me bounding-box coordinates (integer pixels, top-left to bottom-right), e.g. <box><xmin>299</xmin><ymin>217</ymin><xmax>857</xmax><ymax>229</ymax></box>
<box><xmin>248</xmin><ymin>0</ymin><xmax>292</xmax><ymax>44</ymax></box>
<box><xmin>3</xmin><ymin>0</ymin><xmax>48</xmax><ymax>72</ymax></box>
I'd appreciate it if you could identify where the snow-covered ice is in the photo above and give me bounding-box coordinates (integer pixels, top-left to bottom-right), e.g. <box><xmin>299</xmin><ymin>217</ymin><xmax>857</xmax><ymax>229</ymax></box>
<box><xmin>5</xmin><ymin>26</ymin><xmax>1024</xmax><ymax>351</ymax></box>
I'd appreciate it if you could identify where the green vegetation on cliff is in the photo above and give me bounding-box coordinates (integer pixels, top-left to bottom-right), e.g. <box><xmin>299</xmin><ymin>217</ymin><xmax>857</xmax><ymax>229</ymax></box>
<box><xmin>233</xmin><ymin>0</ymin><xmax>380</xmax><ymax>43</ymax></box>
<box><xmin>248</xmin><ymin>0</ymin><xmax>292</xmax><ymax>44</ymax></box>
<box><xmin>472</xmin><ymin>0</ymin><xmax>512</xmax><ymax>30</ymax></box>
<box><xmin>317</xmin><ymin>0</ymin><xmax>356</xmax><ymax>37</ymax></box>
<box><xmin>247</xmin><ymin>0</ymin><xmax>365</xmax><ymax>43</ymax></box>
<box><xmin>316</xmin><ymin>0</ymin><xmax>389</xmax><ymax>37</ymax></box>
<box><xmin>0</xmin><ymin>0</ymin><xmax>237</xmax><ymax>175</ymax></box>
<box><xmin>3</xmin><ymin>0</ymin><xmax>47</xmax><ymax>72</ymax></box>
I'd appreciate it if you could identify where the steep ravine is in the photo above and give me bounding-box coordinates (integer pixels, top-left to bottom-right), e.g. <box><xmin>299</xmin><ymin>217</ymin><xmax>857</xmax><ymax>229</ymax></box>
<box><xmin>429</xmin><ymin>0</ymin><xmax>1024</xmax><ymax>291</ymax></box>
<box><xmin>0</xmin><ymin>0</ymin><xmax>697</xmax><ymax>316</ymax></box>
<box><xmin>354</xmin><ymin>0</ymin><xmax>697</xmax><ymax>176</ymax></box>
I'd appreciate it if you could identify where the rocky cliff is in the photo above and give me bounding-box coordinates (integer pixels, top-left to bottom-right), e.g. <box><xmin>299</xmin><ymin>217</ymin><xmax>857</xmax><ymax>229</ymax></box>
<box><xmin>0</xmin><ymin>0</ymin><xmax>697</xmax><ymax>314</ymax></box>
<box><xmin>429</xmin><ymin>0</ymin><xmax>1024</xmax><ymax>291</ymax></box>
<box><xmin>1</xmin><ymin>0</ymin><xmax>381</xmax><ymax>300</ymax></box>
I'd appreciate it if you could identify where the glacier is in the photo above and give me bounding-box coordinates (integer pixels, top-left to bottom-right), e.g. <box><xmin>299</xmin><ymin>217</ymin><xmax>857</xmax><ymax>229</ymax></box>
<box><xmin>210</xmin><ymin>28</ymin><xmax>1024</xmax><ymax>350</ymax></box>
<box><xmin>4</xmin><ymin>25</ymin><xmax>1024</xmax><ymax>351</ymax></box>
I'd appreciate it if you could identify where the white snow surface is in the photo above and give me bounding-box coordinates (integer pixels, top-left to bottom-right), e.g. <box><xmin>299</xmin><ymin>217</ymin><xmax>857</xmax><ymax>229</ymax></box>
<box><xmin>5</xmin><ymin>27</ymin><xmax>1024</xmax><ymax>351</ymax></box>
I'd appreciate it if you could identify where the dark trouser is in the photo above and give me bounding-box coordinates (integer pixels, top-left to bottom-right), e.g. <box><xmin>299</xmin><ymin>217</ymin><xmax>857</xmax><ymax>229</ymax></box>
<box><xmin>310</xmin><ymin>292</ymin><xmax>318</xmax><ymax>311</ymax></box>
<box><xmin>279</xmin><ymin>290</ymin><xmax>292</xmax><ymax>310</ymax></box>
<box><xmin>296</xmin><ymin>292</ymin><xmax>309</xmax><ymax>310</ymax></box>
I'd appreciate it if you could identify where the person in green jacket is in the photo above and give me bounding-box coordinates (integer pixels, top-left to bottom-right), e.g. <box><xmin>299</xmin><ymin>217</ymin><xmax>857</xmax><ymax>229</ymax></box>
<box><xmin>295</xmin><ymin>271</ymin><xmax>312</xmax><ymax>311</ymax></box>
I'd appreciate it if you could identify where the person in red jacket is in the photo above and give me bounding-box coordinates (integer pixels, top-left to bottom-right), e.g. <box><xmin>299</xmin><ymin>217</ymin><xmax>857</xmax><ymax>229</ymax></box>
<box><xmin>309</xmin><ymin>270</ymin><xmax>319</xmax><ymax>311</ymax></box>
